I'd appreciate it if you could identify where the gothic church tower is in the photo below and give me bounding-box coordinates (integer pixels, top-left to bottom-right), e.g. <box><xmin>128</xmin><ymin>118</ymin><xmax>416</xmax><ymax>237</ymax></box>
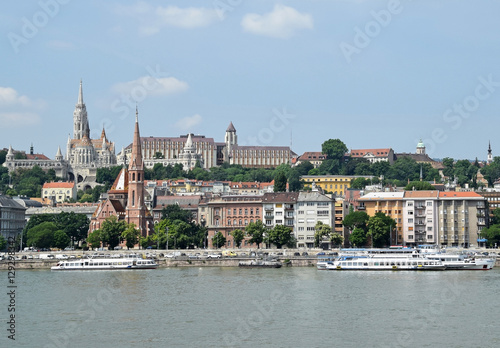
<box><xmin>126</xmin><ymin>107</ymin><xmax>152</xmax><ymax>237</ymax></box>
<box><xmin>73</xmin><ymin>80</ymin><xmax>90</xmax><ymax>140</ymax></box>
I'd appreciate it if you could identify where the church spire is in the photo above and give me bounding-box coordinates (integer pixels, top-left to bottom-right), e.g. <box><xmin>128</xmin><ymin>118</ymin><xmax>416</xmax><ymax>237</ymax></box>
<box><xmin>78</xmin><ymin>79</ymin><xmax>83</xmax><ymax>105</ymax></box>
<box><xmin>128</xmin><ymin>106</ymin><xmax>143</xmax><ymax>170</ymax></box>
<box><xmin>487</xmin><ymin>141</ymin><xmax>493</xmax><ymax>164</ymax></box>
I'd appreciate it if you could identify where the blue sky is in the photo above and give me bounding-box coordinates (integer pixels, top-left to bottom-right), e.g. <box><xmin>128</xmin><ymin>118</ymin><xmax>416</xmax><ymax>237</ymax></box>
<box><xmin>1</xmin><ymin>0</ymin><xmax>500</xmax><ymax>161</ymax></box>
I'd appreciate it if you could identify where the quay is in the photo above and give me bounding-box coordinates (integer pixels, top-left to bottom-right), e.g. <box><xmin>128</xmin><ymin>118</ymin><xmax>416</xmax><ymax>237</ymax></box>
<box><xmin>2</xmin><ymin>249</ymin><xmax>498</xmax><ymax>270</ymax></box>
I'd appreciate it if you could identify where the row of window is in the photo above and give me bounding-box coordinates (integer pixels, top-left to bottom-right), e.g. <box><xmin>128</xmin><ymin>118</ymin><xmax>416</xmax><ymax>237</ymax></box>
<box><xmin>227</xmin><ymin>208</ymin><xmax>260</xmax><ymax>215</ymax></box>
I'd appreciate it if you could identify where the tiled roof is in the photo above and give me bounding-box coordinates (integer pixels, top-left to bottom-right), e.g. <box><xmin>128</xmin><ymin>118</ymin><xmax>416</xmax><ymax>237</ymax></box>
<box><xmin>350</xmin><ymin>148</ymin><xmax>392</xmax><ymax>157</ymax></box>
<box><xmin>439</xmin><ymin>192</ymin><xmax>483</xmax><ymax>198</ymax></box>
<box><xmin>403</xmin><ymin>190</ymin><xmax>439</xmax><ymax>198</ymax></box>
<box><xmin>26</xmin><ymin>154</ymin><xmax>51</xmax><ymax>160</ymax></box>
<box><xmin>262</xmin><ymin>192</ymin><xmax>299</xmax><ymax>203</ymax></box>
<box><xmin>43</xmin><ymin>182</ymin><xmax>75</xmax><ymax>189</ymax></box>
<box><xmin>298</xmin><ymin>152</ymin><xmax>326</xmax><ymax>161</ymax></box>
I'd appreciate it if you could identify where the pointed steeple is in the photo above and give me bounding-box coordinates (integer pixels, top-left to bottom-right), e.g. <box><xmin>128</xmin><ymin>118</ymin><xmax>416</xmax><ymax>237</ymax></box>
<box><xmin>128</xmin><ymin>106</ymin><xmax>143</xmax><ymax>170</ymax></box>
<box><xmin>55</xmin><ymin>146</ymin><xmax>63</xmax><ymax>161</ymax></box>
<box><xmin>226</xmin><ymin>121</ymin><xmax>236</xmax><ymax>132</ymax></box>
<box><xmin>6</xmin><ymin>145</ymin><xmax>14</xmax><ymax>161</ymax></box>
<box><xmin>73</xmin><ymin>80</ymin><xmax>89</xmax><ymax>139</ymax></box>
<box><xmin>101</xmin><ymin>127</ymin><xmax>107</xmax><ymax>140</ymax></box>
<box><xmin>185</xmin><ymin>133</ymin><xmax>194</xmax><ymax>149</ymax></box>
<box><xmin>487</xmin><ymin>141</ymin><xmax>493</xmax><ymax>164</ymax></box>
<box><xmin>78</xmin><ymin>79</ymin><xmax>83</xmax><ymax>105</ymax></box>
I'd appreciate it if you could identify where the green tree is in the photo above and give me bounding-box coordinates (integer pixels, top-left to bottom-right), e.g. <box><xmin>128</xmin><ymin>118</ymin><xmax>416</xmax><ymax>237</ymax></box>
<box><xmin>100</xmin><ymin>216</ymin><xmax>127</xmax><ymax>249</ymax></box>
<box><xmin>342</xmin><ymin>211</ymin><xmax>369</xmax><ymax>231</ymax></box>
<box><xmin>53</xmin><ymin>230</ymin><xmax>70</xmax><ymax>250</ymax></box>
<box><xmin>287</xmin><ymin>170</ymin><xmax>302</xmax><ymax>192</ymax></box>
<box><xmin>274</xmin><ymin>171</ymin><xmax>287</xmax><ymax>192</ymax></box>
<box><xmin>490</xmin><ymin>208</ymin><xmax>500</xmax><ymax>225</ymax></box>
<box><xmin>245</xmin><ymin>220</ymin><xmax>266</xmax><ymax>249</ymax></box>
<box><xmin>212</xmin><ymin>231</ymin><xmax>226</xmax><ymax>249</ymax></box>
<box><xmin>161</xmin><ymin>205</ymin><xmax>192</xmax><ymax>223</ymax></box>
<box><xmin>404</xmin><ymin>181</ymin><xmax>435</xmax><ymax>191</ymax></box>
<box><xmin>314</xmin><ymin>221</ymin><xmax>332</xmax><ymax>248</ymax></box>
<box><xmin>481</xmin><ymin>225</ymin><xmax>500</xmax><ymax>248</ymax></box>
<box><xmin>122</xmin><ymin>224</ymin><xmax>140</xmax><ymax>250</ymax></box>
<box><xmin>230</xmin><ymin>229</ymin><xmax>245</xmax><ymax>248</ymax></box>
<box><xmin>349</xmin><ymin>227</ymin><xmax>367</xmax><ymax>247</ymax></box>
<box><xmin>57</xmin><ymin>212</ymin><xmax>90</xmax><ymax>244</ymax></box>
<box><xmin>367</xmin><ymin>213</ymin><xmax>394</xmax><ymax>247</ymax></box>
<box><xmin>27</xmin><ymin>221</ymin><xmax>57</xmax><ymax>249</ymax></box>
<box><xmin>87</xmin><ymin>230</ymin><xmax>101</xmax><ymax>250</ymax></box>
<box><xmin>0</xmin><ymin>235</ymin><xmax>6</xmax><ymax>251</ymax></box>
<box><xmin>329</xmin><ymin>232</ymin><xmax>344</xmax><ymax>248</ymax></box>
<box><xmin>268</xmin><ymin>225</ymin><xmax>295</xmax><ymax>249</ymax></box>
<box><xmin>295</xmin><ymin>161</ymin><xmax>314</xmax><ymax>175</ymax></box>
<box><xmin>350</xmin><ymin>177</ymin><xmax>370</xmax><ymax>189</ymax></box>
<box><xmin>322</xmin><ymin>139</ymin><xmax>348</xmax><ymax>162</ymax></box>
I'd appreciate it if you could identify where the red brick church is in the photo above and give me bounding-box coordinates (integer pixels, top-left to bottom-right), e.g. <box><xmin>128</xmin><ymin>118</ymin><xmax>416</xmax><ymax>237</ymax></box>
<box><xmin>89</xmin><ymin>108</ymin><xmax>154</xmax><ymax>239</ymax></box>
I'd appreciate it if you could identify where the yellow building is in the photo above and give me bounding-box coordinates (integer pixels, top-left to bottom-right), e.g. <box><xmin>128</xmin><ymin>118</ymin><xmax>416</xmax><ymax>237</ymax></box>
<box><xmin>358</xmin><ymin>192</ymin><xmax>404</xmax><ymax>245</ymax></box>
<box><xmin>301</xmin><ymin>175</ymin><xmax>374</xmax><ymax>197</ymax></box>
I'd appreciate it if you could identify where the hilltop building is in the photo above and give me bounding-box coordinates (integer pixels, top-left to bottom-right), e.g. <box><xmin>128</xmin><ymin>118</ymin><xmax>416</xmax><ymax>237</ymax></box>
<box><xmin>3</xmin><ymin>81</ymin><xmax>116</xmax><ymax>191</ymax></box>
<box><xmin>121</xmin><ymin>121</ymin><xmax>295</xmax><ymax>170</ymax></box>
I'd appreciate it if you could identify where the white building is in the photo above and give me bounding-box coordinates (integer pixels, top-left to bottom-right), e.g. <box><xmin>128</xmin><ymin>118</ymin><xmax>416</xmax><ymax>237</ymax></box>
<box><xmin>296</xmin><ymin>190</ymin><xmax>335</xmax><ymax>248</ymax></box>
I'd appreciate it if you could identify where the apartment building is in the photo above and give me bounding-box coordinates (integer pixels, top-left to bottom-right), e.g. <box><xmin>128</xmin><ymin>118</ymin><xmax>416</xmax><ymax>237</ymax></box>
<box><xmin>358</xmin><ymin>192</ymin><xmax>404</xmax><ymax>245</ymax></box>
<box><xmin>296</xmin><ymin>190</ymin><xmax>335</xmax><ymax>248</ymax></box>
<box><xmin>402</xmin><ymin>191</ymin><xmax>439</xmax><ymax>247</ymax></box>
<box><xmin>437</xmin><ymin>192</ymin><xmax>487</xmax><ymax>248</ymax></box>
<box><xmin>204</xmin><ymin>195</ymin><xmax>263</xmax><ymax>248</ymax></box>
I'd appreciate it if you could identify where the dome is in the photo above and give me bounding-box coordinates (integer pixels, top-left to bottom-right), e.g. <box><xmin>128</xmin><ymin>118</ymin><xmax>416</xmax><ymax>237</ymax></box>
<box><xmin>417</xmin><ymin>139</ymin><xmax>425</xmax><ymax>148</ymax></box>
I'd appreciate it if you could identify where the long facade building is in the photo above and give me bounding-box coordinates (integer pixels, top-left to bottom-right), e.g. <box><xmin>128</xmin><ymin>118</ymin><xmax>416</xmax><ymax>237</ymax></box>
<box><xmin>122</xmin><ymin>122</ymin><xmax>295</xmax><ymax>170</ymax></box>
<box><xmin>359</xmin><ymin>190</ymin><xmax>487</xmax><ymax>247</ymax></box>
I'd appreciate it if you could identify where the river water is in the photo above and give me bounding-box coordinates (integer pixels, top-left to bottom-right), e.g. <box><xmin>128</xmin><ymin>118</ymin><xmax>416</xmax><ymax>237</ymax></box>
<box><xmin>2</xmin><ymin>267</ymin><xmax>499</xmax><ymax>348</ymax></box>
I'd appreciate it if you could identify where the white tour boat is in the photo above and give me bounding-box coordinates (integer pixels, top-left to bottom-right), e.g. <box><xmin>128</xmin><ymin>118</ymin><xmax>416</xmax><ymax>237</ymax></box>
<box><xmin>425</xmin><ymin>254</ymin><xmax>495</xmax><ymax>270</ymax></box>
<box><xmin>51</xmin><ymin>256</ymin><xmax>158</xmax><ymax>270</ymax></box>
<box><xmin>325</xmin><ymin>254</ymin><xmax>446</xmax><ymax>271</ymax></box>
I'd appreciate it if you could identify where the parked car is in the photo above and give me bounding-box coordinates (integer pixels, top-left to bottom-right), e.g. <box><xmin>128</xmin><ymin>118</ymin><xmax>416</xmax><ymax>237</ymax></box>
<box><xmin>207</xmin><ymin>253</ymin><xmax>222</xmax><ymax>259</ymax></box>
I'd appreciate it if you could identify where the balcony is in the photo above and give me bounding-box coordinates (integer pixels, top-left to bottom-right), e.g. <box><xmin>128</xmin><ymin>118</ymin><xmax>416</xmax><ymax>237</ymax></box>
<box><xmin>264</xmin><ymin>214</ymin><xmax>274</xmax><ymax>219</ymax></box>
<box><xmin>285</xmin><ymin>204</ymin><xmax>294</xmax><ymax>210</ymax></box>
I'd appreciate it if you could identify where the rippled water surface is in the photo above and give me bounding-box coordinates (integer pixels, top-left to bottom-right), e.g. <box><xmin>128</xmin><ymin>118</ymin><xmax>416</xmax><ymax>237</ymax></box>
<box><xmin>2</xmin><ymin>267</ymin><xmax>500</xmax><ymax>348</ymax></box>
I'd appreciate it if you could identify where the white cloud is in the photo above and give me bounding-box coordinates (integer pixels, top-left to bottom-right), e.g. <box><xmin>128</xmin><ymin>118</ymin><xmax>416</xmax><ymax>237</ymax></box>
<box><xmin>155</xmin><ymin>6</ymin><xmax>220</xmax><ymax>29</ymax></box>
<box><xmin>0</xmin><ymin>112</ymin><xmax>41</xmax><ymax>128</ymax></box>
<box><xmin>241</xmin><ymin>4</ymin><xmax>313</xmax><ymax>39</ymax></box>
<box><xmin>112</xmin><ymin>76</ymin><xmax>189</xmax><ymax>97</ymax></box>
<box><xmin>114</xmin><ymin>3</ymin><xmax>220</xmax><ymax>35</ymax></box>
<box><xmin>175</xmin><ymin>114</ymin><xmax>202</xmax><ymax>131</ymax></box>
<box><xmin>0</xmin><ymin>87</ymin><xmax>44</xmax><ymax>128</ymax></box>
<box><xmin>0</xmin><ymin>87</ymin><xmax>32</xmax><ymax>107</ymax></box>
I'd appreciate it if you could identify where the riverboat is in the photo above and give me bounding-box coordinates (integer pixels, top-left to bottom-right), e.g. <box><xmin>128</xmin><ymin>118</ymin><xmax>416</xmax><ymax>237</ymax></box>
<box><xmin>425</xmin><ymin>254</ymin><xmax>495</xmax><ymax>270</ymax></box>
<box><xmin>325</xmin><ymin>254</ymin><xmax>446</xmax><ymax>271</ymax></box>
<box><xmin>51</xmin><ymin>257</ymin><xmax>158</xmax><ymax>270</ymax></box>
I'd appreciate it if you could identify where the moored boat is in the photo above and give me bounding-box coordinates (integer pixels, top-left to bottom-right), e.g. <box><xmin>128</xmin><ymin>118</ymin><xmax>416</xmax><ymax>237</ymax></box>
<box><xmin>325</xmin><ymin>254</ymin><xmax>446</xmax><ymax>271</ymax></box>
<box><xmin>51</xmin><ymin>257</ymin><xmax>158</xmax><ymax>270</ymax></box>
<box><xmin>425</xmin><ymin>254</ymin><xmax>495</xmax><ymax>270</ymax></box>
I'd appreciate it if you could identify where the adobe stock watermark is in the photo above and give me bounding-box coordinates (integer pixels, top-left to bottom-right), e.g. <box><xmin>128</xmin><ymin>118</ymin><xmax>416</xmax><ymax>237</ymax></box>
<box><xmin>421</xmin><ymin>74</ymin><xmax>499</xmax><ymax>156</ymax></box>
<box><xmin>7</xmin><ymin>0</ymin><xmax>71</xmax><ymax>54</ymax></box>
<box><xmin>43</xmin><ymin>277</ymin><xmax>122</xmax><ymax>348</ymax></box>
<box><xmin>242</xmin><ymin>107</ymin><xmax>295</xmax><ymax>146</ymax></box>
<box><xmin>213</xmin><ymin>0</ymin><xmax>243</xmax><ymax>20</ymax></box>
<box><xmin>339</xmin><ymin>0</ymin><xmax>409</xmax><ymax>64</ymax></box>
<box><xmin>222</xmin><ymin>289</ymin><xmax>286</xmax><ymax>347</ymax></box>
<box><xmin>376</xmin><ymin>276</ymin><xmax>463</xmax><ymax>348</ymax></box>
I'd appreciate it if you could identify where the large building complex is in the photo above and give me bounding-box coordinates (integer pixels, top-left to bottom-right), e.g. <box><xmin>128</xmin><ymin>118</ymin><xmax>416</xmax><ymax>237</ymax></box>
<box><xmin>122</xmin><ymin>122</ymin><xmax>295</xmax><ymax>170</ymax></box>
<box><xmin>3</xmin><ymin>81</ymin><xmax>117</xmax><ymax>191</ymax></box>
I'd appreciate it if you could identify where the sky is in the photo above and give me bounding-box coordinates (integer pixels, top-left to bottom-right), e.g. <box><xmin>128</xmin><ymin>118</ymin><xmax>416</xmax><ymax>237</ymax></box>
<box><xmin>1</xmin><ymin>0</ymin><xmax>500</xmax><ymax>162</ymax></box>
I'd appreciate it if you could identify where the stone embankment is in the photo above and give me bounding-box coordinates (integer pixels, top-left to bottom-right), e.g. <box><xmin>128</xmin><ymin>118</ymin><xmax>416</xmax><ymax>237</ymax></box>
<box><xmin>0</xmin><ymin>250</ymin><xmax>321</xmax><ymax>270</ymax></box>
